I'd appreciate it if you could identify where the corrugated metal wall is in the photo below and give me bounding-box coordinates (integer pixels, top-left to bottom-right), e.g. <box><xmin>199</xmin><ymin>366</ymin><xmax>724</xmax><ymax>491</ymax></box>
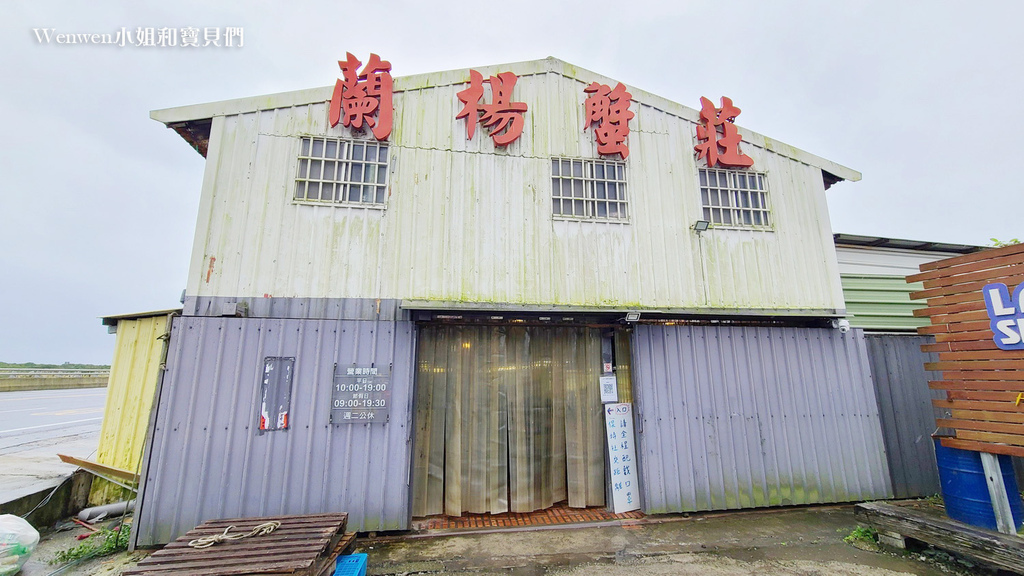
<box><xmin>133</xmin><ymin>316</ymin><xmax>415</xmax><ymax>546</ymax></box>
<box><xmin>91</xmin><ymin>314</ymin><xmax>170</xmax><ymax>505</ymax></box>
<box><xmin>864</xmin><ymin>334</ymin><xmax>943</xmax><ymax>498</ymax></box>
<box><xmin>632</xmin><ymin>325</ymin><xmax>891</xmax><ymax>514</ymax></box>
<box><xmin>185</xmin><ymin>64</ymin><xmax>843</xmax><ymax>314</ymax></box>
<box><xmin>841</xmin><ymin>274</ymin><xmax>928</xmax><ymax>331</ymax></box>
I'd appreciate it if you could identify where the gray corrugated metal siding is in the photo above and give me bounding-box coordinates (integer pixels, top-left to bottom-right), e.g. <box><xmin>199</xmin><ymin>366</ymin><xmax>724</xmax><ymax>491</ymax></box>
<box><xmin>864</xmin><ymin>334</ymin><xmax>944</xmax><ymax>498</ymax></box>
<box><xmin>134</xmin><ymin>316</ymin><xmax>415</xmax><ymax>546</ymax></box>
<box><xmin>632</xmin><ymin>325</ymin><xmax>891</xmax><ymax>514</ymax></box>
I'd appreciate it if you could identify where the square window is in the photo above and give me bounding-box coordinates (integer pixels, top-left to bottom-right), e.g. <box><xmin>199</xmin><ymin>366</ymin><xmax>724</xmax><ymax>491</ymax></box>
<box><xmin>551</xmin><ymin>157</ymin><xmax>629</xmax><ymax>222</ymax></box>
<box><xmin>698</xmin><ymin>168</ymin><xmax>771</xmax><ymax>229</ymax></box>
<box><xmin>294</xmin><ymin>137</ymin><xmax>389</xmax><ymax>207</ymax></box>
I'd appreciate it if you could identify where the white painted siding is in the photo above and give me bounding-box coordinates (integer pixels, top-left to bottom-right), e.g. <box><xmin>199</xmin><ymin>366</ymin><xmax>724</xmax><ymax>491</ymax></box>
<box><xmin>835</xmin><ymin>246</ymin><xmax>960</xmax><ymax>276</ymax></box>
<box><xmin>181</xmin><ymin>60</ymin><xmax>847</xmax><ymax>313</ymax></box>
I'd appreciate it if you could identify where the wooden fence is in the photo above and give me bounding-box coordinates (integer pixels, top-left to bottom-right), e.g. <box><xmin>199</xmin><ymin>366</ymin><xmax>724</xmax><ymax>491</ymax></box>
<box><xmin>908</xmin><ymin>243</ymin><xmax>1024</xmax><ymax>457</ymax></box>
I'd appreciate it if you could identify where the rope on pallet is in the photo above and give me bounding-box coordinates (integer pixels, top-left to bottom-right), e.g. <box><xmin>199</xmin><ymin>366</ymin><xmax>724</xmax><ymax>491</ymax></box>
<box><xmin>187</xmin><ymin>521</ymin><xmax>281</xmax><ymax>549</ymax></box>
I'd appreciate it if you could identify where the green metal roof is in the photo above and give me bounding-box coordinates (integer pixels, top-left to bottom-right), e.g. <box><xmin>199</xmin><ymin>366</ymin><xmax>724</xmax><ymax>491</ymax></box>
<box><xmin>841</xmin><ymin>274</ymin><xmax>928</xmax><ymax>331</ymax></box>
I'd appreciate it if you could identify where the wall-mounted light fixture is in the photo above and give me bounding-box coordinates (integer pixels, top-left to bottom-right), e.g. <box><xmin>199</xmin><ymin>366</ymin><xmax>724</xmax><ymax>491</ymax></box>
<box><xmin>693</xmin><ymin>220</ymin><xmax>711</xmax><ymax>233</ymax></box>
<box><xmin>625</xmin><ymin>311</ymin><xmax>641</xmax><ymax>322</ymax></box>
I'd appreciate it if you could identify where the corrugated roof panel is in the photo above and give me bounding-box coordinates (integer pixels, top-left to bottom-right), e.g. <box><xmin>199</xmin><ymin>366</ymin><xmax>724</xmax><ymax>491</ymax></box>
<box><xmin>632</xmin><ymin>325</ymin><xmax>892</xmax><ymax>514</ymax></box>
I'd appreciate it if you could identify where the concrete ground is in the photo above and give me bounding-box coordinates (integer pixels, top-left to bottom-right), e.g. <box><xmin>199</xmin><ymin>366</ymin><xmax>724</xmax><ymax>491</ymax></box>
<box><xmin>18</xmin><ymin>505</ymin><xmax>985</xmax><ymax>576</ymax></box>
<box><xmin>358</xmin><ymin>506</ymin><xmax>969</xmax><ymax>576</ymax></box>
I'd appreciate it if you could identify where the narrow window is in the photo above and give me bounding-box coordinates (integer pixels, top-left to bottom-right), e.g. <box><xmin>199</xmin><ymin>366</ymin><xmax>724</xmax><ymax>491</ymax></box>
<box><xmin>259</xmin><ymin>357</ymin><xmax>294</xmax><ymax>433</ymax></box>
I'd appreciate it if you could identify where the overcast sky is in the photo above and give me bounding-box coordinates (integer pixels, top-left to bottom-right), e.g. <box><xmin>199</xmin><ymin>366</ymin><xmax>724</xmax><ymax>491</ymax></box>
<box><xmin>2</xmin><ymin>1</ymin><xmax>1021</xmax><ymax>364</ymax></box>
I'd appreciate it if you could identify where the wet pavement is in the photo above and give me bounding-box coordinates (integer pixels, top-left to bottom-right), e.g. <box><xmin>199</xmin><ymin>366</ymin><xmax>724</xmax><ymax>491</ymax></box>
<box><xmin>22</xmin><ymin>505</ymin><xmax>982</xmax><ymax>576</ymax></box>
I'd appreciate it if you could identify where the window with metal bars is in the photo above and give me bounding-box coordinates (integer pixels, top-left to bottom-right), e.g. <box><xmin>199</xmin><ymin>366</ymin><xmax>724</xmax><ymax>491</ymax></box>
<box><xmin>699</xmin><ymin>168</ymin><xmax>771</xmax><ymax>228</ymax></box>
<box><xmin>294</xmin><ymin>137</ymin><xmax>388</xmax><ymax>206</ymax></box>
<box><xmin>551</xmin><ymin>158</ymin><xmax>628</xmax><ymax>221</ymax></box>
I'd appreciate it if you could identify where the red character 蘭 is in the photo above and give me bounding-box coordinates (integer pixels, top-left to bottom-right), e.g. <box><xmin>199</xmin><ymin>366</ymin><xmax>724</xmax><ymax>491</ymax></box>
<box><xmin>329</xmin><ymin>52</ymin><xmax>393</xmax><ymax>141</ymax></box>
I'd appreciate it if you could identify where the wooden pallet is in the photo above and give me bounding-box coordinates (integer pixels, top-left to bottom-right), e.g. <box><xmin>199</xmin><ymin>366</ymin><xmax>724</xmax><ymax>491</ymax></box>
<box><xmin>124</xmin><ymin>513</ymin><xmax>352</xmax><ymax>576</ymax></box>
<box><xmin>854</xmin><ymin>502</ymin><xmax>1024</xmax><ymax>573</ymax></box>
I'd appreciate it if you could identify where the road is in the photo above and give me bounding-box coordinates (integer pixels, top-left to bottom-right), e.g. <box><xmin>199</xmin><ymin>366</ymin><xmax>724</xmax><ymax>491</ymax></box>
<box><xmin>0</xmin><ymin>387</ymin><xmax>107</xmax><ymax>503</ymax></box>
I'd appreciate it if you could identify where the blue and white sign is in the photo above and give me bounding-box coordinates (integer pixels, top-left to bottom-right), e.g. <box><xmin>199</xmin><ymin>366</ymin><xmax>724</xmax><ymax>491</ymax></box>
<box><xmin>983</xmin><ymin>282</ymin><xmax>1024</xmax><ymax>351</ymax></box>
<box><xmin>604</xmin><ymin>403</ymin><xmax>640</xmax><ymax>513</ymax></box>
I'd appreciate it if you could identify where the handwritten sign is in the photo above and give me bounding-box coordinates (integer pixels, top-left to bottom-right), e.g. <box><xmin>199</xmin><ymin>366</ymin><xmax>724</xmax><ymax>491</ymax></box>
<box><xmin>331</xmin><ymin>366</ymin><xmax>390</xmax><ymax>424</ymax></box>
<box><xmin>604</xmin><ymin>403</ymin><xmax>640</xmax><ymax>513</ymax></box>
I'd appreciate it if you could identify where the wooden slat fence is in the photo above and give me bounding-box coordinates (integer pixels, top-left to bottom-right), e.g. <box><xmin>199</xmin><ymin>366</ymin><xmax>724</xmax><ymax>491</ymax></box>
<box><xmin>908</xmin><ymin>243</ymin><xmax>1024</xmax><ymax>457</ymax></box>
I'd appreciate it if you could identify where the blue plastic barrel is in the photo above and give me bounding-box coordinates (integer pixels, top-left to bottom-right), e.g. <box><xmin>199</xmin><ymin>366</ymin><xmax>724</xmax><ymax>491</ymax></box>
<box><xmin>933</xmin><ymin>437</ymin><xmax>1024</xmax><ymax>531</ymax></box>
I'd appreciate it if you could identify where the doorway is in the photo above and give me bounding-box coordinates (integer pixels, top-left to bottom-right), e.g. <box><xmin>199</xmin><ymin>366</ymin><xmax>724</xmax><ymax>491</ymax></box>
<box><xmin>411</xmin><ymin>324</ymin><xmax>617</xmax><ymax>517</ymax></box>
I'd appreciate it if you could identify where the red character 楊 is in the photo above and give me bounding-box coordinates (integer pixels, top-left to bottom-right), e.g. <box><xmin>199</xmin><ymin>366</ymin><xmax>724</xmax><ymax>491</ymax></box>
<box><xmin>457</xmin><ymin>70</ymin><xmax>528</xmax><ymax>146</ymax></box>
<box><xmin>694</xmin><ymin>96</ymin><xmax>753</xmax><ymax>168</ymax></box>
<box><xmin>584</xmin><ymin>81</ymin><xmax>634</xmax><ymax>159</ymax></box>
<box><xmin>329</xmin><ymin>52</ymin><xmax>393</xmax><ymax>141</ymax></box>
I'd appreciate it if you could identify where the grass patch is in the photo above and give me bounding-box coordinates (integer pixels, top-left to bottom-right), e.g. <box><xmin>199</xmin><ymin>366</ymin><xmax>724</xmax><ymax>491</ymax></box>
<box><xmin>844</xmin><ymin>525</ymin><xmax>878</xmax><ymax>545</ymax></box>
<box><xmin>51</xmin><ymin>524</ymin><xmax>130</xmax><ymax>565</ymax></box>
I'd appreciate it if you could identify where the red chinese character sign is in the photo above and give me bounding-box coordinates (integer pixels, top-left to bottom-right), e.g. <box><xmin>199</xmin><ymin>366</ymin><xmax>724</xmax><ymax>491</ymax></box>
<box><xmin>456</xmin><ymin>70</ymin><xmax>528</xmax><ymax>146</ymax></box>
<box><xmin>694</xmin><ymin>96</ymin><xmax>753</xmax><ymax>168</ymax></box>
<box><xmin>329</xmin><ymin>52</ymin><xmax>393</xmax><ymax>141</ymax></box>
<box><xmin>584</xmin><ymin>82</ymin><xmax>634</xmax><ymax>159</ymax></box>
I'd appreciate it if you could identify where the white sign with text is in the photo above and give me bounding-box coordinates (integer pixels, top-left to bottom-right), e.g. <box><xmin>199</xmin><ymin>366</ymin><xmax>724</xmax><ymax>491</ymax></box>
<box><xmin>604</xmin><ymin>402</ymin><xmax>640</xmax><ymax>513</ymax></box>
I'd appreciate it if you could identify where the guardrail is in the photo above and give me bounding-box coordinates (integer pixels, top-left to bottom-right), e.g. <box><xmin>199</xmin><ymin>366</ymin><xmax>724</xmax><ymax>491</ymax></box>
<box><xmin>0</xmin><ymin>369</ymin><xmax>111</xmax><ymax>378</ymax></box>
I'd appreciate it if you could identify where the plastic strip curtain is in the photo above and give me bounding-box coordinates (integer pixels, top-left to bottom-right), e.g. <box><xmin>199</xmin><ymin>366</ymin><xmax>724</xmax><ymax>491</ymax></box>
<box><xmin>412</xmin><ymin>325</ymin><xmax>606</xmax><ymax>516</ymax></box>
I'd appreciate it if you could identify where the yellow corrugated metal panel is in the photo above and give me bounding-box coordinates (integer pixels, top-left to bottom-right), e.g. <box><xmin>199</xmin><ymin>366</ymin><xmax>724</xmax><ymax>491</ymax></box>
<box><xmin>184</xmin><ymin>68</ymin><xmax>845</xmax><ymax>313</ymax></box>
<box><xmin>89</xmin><ymin>315</ymin><xmax>168</xmax><ymax>505</ymax></box>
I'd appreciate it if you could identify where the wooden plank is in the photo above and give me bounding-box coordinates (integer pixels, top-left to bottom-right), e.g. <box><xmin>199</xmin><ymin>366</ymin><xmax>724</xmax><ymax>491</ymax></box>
<box><xmin>926</xmin><ymin>360</ymin><xmax>1024</xmax><ymax>371</ymax></box>
<box><xmin>932</xmin><ymin>398</ymin><xmax>1024</xmax><ymax>413</ymax></box>
<box><xmin>933</xmin><ymin>331</ymin><xmax>997</xmax><ymax>343</ymax></box>
<box><xmin>909</xmin><ymin>252</ymin><xmax>1024</xmax><ymax>283</ymax></box>
<box><xmin>935</xmin><ymin>350</ymin><xmax>1024</xmax><ymax>361</ymax></box>
<box><xmin>912</xmin><ymin>300</ymin><xmax>985</xmax><ymax>318</ymax></box>
<box><xmin>853</xmin><ymin>501</ymin><xmax>1024</xmax><ymax>573</ymax></box>
<box><xmin>946</xmin><ymin>390</ymin><xmax>1024</xmax><ymax>402</ymax></box>
<box><xmin>940</xmin><ymin>436</ymin><xmax>1024</xmax><ymax>458</ymax></box>
<box><xmin>57</xmin><ymin>454</ymin><xmax>139</xmax><ymax>484</ymax></box>
<box><xmin>919</xmin><ymin>320</ymin><xmax>989</xmax><ymax>335</ymax></box>
<box><xmin>925</xmin><ymin>291</ymin><xmax>986</xmax><ymax>307</ymax></box>
<box><xmin>940</xmin><ymin>370</ymin><xmax>1024</xmax><ymax>381</ymax></box>
<box><xmin>918</xmin><ymin>243</ymin><xmax>1022</xmax><ymax>272</ymax></box>
<box><xmin>922</xmin><ymin>340</ymin><xmax>996</xmax><ymax>353</ymax></box>
<box><xmin>924</xmin><ymin>309</ymin><xmax>993</xmax><ymax>325</ymax></box>
<box><xmin>917</xmin><ymin>323</ymin><xmax>949</xmax><ymax>335</ymax></box>
<box><xmin>910</xmin><ymin>275</ymin><xmax>1024</xmax><ymax>300</ymax></box>
<box><xmin>195</xmin><ymin>513</ymin><xmax>346</xmax><ymax>527</ymax></box>
<box><xmin>921</xmin><ymin>342</ymin><xmax>951</xmax><ymax>353</ymax></box>
<box><xmin>936</xmin><ymin>418</ymin><xmax>1024</xmax><ymax>436</ymax></box>
<box><xmin>920</xmin><ymin>262</ymin><xmax>1024</xmax><ymax>290</ymax></box>
<box><xmin>951</xmin><ymin>409</ymin><xmax>1024</xmax><ymax>424</ymax></box>
<box><xmin>956</xmin><ymin>429</ymin><xmax>1024</xmax><ymax>447</ymax></box>
<box><xmin>930</xmin><ymin>380</ymin><xmax>1024</xmax><ymax>391</ymax></box>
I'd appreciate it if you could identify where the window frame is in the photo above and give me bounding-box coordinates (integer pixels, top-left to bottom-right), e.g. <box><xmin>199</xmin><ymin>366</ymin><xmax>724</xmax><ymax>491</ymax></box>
<box><xmin>550</xmin><ymin>157</ymin><xmax>630</xmax><ymax>223</ymax></box>
<box><xmin>293</xmin><ymin>136</ymin><xmax>390</xmax><ymax>208</ymax></box>
<box><xmin>697</xmin><ymin>168</ymin><xmax>773</xmax><ymax>231</ymax></box>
